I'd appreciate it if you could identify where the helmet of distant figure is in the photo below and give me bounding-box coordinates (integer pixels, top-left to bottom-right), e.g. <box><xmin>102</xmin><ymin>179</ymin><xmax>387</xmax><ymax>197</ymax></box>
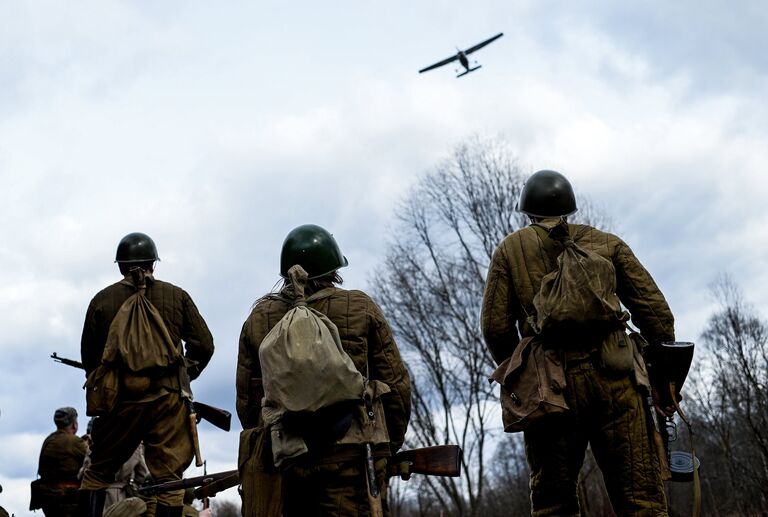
<box><xmin>115</xmin><ymin>232</ymin><xmax>160</xmax><ymax>263</ymax></box>
<box><xmin>280</xmin><ymin>224</ymin><xmax>348</xmax><ymax>279</ymax></box>
<box><xmin>517</xmin><ymin>169</ymin><xmax>578</xmax><ymax>218</ymax></box>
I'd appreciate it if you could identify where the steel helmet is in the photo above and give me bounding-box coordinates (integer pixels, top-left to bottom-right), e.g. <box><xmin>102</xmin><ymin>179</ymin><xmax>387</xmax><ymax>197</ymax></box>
<box><xmin>280</xmin><ymin>224</ymin><xmax>348</xmax><ymax>279</ymax></box>
<box><xmin>115</xmin><ymin>232</ymin><xmax>160</xmax><ymax>263</ymax></box>
<box><xmin>517</xmin><ymin>170</ymin><xmax>578</xmax><ymax>218</ymax></box>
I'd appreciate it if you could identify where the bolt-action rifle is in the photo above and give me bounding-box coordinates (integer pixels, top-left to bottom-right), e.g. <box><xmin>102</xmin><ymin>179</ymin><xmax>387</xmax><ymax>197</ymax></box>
<box><xmin>138</xmin><ymin>469</ymin><xmax>239</xmax><ymax>497</ymax></box>
<box><xmin>51</xmin><ymin>352</ymin><xmax>231</xmax><ymax>432</ymax></box>
<box><xmin>141</xmin><ymin>444</ymin><xmax>462</xmax><ymax>501</ymax></box>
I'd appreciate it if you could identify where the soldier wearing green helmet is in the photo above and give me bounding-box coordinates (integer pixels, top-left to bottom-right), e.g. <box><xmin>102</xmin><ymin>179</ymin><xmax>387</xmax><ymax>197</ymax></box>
<box><xmin>236</xmin><ymin>224</ymin><xmax>411</xmax><ymax>517</ymax></box>
<box><xmin>481</xmin><ymin>170</ymin><xmax>676</xmax><ymax>516</ymax></box>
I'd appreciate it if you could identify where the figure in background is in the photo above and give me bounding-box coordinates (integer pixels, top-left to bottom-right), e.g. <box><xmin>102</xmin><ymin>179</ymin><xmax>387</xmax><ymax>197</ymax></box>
<box><xmin>35</xmin><ymin>407</ymin><xmax>88</xmax><ymax>517</ymax></box>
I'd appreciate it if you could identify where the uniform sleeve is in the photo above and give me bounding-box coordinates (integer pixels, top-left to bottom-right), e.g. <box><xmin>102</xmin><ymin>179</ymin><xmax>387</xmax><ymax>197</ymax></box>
<box><xmin>614</xmin><ymin>240</ymin><xmax>675</xmax><ymax>345</ymax></box>
<box><xmin>180</xmin><ymin>291</ymin><xmax>215</xmax><ymax>379</ymax></box>
<box><xmin>367</xmin><ymin>301</ymin><xmax>411</xmax><ymax>454</ymax></box>
<box><xmin>480</xmin><ymin>244</ymin><xmax>521</xmax><ymax>365</ymax></box>
<box><xmin>80</xmin><ymin>299</ymin><xmax>102</xmax><ymax>376</ymax></box>
<box><xmin>236</xmin><ymin>317</ymin><xmax>263</xmax><ymax>429</ymax></box>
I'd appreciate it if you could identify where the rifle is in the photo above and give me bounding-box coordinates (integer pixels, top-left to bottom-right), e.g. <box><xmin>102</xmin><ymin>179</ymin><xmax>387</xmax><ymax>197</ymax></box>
<box><xmin>138</xmin><ymin>469</ymin><xmax>238</xmax><ymax>497</ymax></box>
<box><xmin>387</xmin><ymin>444</ymin><xmax>462</xmax><ymax>480</ymax></box>
<box><xmin>145</xmin><ymin>445</ymin><xmax>463</xmax><ymax>501</ymax></box>
<box><xmin>51</xmin><ymin>353</ymin><xmax>232</xmax><ymax>432</ymax></box>
<box><xmin>645</xmin><ymin>341</ymin><xmax>701</xmax><ymax>517</ymax></box>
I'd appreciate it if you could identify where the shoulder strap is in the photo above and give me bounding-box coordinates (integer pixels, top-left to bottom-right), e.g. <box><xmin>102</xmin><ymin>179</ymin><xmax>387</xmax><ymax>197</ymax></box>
<box><xmin>305</xmin><ymin>287</ymin><xmax>337</xmax><ymax>303</ymax></box>
<box><xmin>531</xmin><ymin>224</ymin><xmax>563</xmax><ymax>270</ymax></box>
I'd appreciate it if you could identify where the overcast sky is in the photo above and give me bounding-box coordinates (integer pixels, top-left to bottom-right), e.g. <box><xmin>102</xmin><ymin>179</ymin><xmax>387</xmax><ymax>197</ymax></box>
<box><xmin>1</xmin><ymin>1</ymin><xmax>767</xmax><ymax>514</ymax></box>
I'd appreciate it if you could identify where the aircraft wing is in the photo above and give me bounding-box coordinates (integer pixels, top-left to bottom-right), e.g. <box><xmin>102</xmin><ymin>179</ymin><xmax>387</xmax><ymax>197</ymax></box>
<box><xmin>464</xmin><ymin>32</ymin><xmax>504</xmax><ymax>55</ymax></box>
<box><xmin>418</xmin><ymin>54</ymin><xmax>460</xmax><ymax>73</ymax></box>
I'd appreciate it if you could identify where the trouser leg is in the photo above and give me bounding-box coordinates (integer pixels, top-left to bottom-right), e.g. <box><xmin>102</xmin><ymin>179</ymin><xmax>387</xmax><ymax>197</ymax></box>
<box><xmin>282</xmin><ymin>458</ymin><xmax>389</xmax><ymax>517</ymax></box>
<box><xmin>587</xmin><ymin>370</ymin><xmax>668</xmax><ymax>517</ymax></box>
<box><xmin>155</xmin><ymin>504</ymin><xmax>184</xmax><ymax>517</ymax></box>
<box><xmin>143</xmin><ymin>392</ymin><xmax>195</xmax><ymax>508</ymax></box>
<box><xmin>78</xmin><ymin>489</ymin><xmax>106</xmax><ymax>517</ymax></box>
<box><xmin>524</xmin><ymin>413</ymin><xmax>588</xmax><ymax>517</ymax></box>
<box><xmin>81</xmin><ymin>403</ymin><xmax>146</xmax><ymax>490</ymax></box>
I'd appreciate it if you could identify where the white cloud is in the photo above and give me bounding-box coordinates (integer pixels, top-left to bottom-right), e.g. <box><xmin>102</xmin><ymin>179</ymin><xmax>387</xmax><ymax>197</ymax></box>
<box><xmin>2</xmin><ymin>2</ymin><xmax>768</xmax><ymax>513</ymax></box>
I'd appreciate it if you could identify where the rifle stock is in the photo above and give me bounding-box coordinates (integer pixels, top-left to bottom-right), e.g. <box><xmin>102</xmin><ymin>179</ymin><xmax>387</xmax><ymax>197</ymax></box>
<box><xmin>193</xmin><ymin>401</ymin><xmax>232</xmax><ymax>432</ymax></box>
<box><xmin>193</xmin><ymin>473</ymin><xmax>240</xmax><ymax>499</ymax></box>
<box><xmin>389</xmin><ymin>445</ymin><xmax>462</xmax><ymax>480</ymax></box>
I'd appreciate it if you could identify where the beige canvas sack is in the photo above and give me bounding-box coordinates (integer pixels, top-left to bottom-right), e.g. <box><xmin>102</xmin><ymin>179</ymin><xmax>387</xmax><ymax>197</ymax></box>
<box><xmin>259</xmin><ymin>265</ymin><xmax>365</xmax><ymax>414</ymax></box>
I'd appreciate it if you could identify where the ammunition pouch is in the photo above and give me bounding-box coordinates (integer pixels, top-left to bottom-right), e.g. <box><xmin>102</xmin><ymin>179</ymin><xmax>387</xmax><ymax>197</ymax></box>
<box><xmin>29</xmin><ymin>479</ymin><xmax>43</xmax><ymax>511</ymax></box>
<box><xmin>84</xmin><ymin>364</ymin><xmax>120</xmax><ymax>416</ymax></box>
<box><xmin>598</xmin><ymin>329</ymin><xmax>635</xmax><ymax>374</ymax></box>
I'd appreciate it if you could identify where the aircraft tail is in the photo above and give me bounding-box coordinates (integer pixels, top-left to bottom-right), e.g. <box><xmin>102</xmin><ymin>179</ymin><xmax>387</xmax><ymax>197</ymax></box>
<box><xmin>457</xmin><ymin>65</ymin><xmax>482</xmax><ymax>78</ymax></box>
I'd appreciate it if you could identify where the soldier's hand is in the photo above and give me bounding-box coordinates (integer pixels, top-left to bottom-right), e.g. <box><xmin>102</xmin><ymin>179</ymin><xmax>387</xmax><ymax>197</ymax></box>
<box><xmin>651</xmin><ymin>387</ymin><xmax>676</xmax><ymax>417</ymax></box>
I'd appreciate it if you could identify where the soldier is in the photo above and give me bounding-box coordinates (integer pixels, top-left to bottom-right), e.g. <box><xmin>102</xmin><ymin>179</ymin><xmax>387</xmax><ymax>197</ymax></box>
<box><xmin>35</xmin><ymin>407</ymin><xmax>88</xmax><ymax>517</ymax></box>
<box><xmin>236</xmin><ymin>224</ymin><xmax>411</xmax><ymax>516</ymax></box>
<box><xmin>0</xmin><ymin>484</ymin><xmax>9</xmax><ymax>517</ymax></box>
<box><xmin>79</xmin><ymin>232</ymin><xmax>214</xmax><ymax>517</ymax></box>
<box><xmin>481</xmin><ymin>170</ymin><xmax>675</xmax><ymax>516</ymax></box>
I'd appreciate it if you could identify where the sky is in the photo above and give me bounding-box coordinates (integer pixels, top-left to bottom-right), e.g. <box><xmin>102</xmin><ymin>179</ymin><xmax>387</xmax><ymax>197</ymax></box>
<box><xmin>1</xmin><ymin>0</ymin><xmax>767</xmax><ymax>514</ymax></box>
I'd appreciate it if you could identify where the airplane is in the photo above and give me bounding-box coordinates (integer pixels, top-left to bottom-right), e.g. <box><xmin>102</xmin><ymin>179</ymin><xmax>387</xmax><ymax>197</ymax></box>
<box><xmin>418</xmin><ymin>32</ymin><xmax>504</xmax><ymax>78</ymax></box>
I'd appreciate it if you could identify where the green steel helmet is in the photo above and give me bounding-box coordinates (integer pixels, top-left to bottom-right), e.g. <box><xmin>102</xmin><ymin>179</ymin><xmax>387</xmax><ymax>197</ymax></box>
<box><xmin>518</xmin><ymin>169</ymin><xmax>578</xmax><ymax>218</ymax></box>
<box><xmin>280</xmin><ymin>224</ymin><xmax>348</xmax><ymax>279</ymax></box>
<box><xmin>115</xmin><ymin>232</ymin><xmax>160</xmax><ymax>263</ymax></box>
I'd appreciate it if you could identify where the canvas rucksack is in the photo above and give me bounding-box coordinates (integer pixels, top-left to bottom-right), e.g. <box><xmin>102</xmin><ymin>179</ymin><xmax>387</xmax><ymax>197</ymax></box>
<box><xmin>528</xmin><ymin>220</ymin><xmax>627</xmax><ymax>336</ymax></box>
<box><xmin>84</xmin><ymin>269</ymin><xmax>181</xmax><ymax>416</ymax></box>
<box><xmin>101</xmin><ymin>269</ymin><xmax>181</xmax><ymax>372</ymax></box>
<box><xmin>258</xmin><ymin>265</ymin><xmax>368</xmax><ymax>466</ymax></box>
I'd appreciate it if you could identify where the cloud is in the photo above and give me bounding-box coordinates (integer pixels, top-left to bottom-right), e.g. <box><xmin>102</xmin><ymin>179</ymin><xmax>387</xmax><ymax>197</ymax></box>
<box><xmin>2</xmin><ymin>3</ymin><xmax>768</xmax><ymax>514</ymax></box>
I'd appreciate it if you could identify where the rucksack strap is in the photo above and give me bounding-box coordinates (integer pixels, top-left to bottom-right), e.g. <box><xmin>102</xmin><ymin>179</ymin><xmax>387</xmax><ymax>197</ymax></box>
<box><xmin>531</xmin><ymin>224</ymin><xmax>564</xmax><ymax>271</ymax></box>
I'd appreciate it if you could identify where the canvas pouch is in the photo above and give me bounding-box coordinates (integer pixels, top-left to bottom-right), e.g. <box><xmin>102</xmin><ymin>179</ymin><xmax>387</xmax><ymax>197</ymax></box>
<box><xmin>598</xmin><ymin>329</ymin><xmax>635</xmax><ymax>374</ymax></box>
<box><xmin>490</xmin><ymin>337</ymin><xmax>569</xmax><ymax>433</ymax></box>
<box><xmin>84</xmin><ymin>364</ymin><xmax>120</xmax><ymax>416</ymax></box>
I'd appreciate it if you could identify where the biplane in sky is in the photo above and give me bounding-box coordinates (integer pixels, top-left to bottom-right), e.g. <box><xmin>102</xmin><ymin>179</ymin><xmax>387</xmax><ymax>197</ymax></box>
<box><xmin>418</xmin><ymin>32</ymin><xmax>504</xmax><ymax>78</ymax></box>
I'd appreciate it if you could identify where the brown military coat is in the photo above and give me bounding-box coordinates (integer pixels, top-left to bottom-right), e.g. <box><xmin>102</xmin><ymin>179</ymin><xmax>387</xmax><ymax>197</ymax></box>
<box><xmin>38</xmin><ymin>430</ymin><xmax>88</xmax><ymax>484</ymax></box>
<box><xmin>80</xmin><ymin>275</ymin><xmax>214</xmax><ymax>378</ymax></box>
<box><xmin>481</xmin><ymin>222</ymin><xmax>675</xmax><ymax>364</ymax></box>
<box><xmin>236</xmin><ymin>286</ymin><xmax>411</xmax><ymax>454</ymax></box>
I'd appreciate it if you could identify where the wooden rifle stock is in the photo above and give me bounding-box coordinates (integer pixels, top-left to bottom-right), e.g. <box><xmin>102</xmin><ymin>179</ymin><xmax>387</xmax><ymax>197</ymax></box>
<box><xmin>192</xmin><ymin>401</ymin><xmax>232</xmax><ymax>432</ymax></box>
<box><xmin>185</xmin><ymin>399</ymin><xmax>204</xmax><ymax>467</ymax></box>
<box><xmin>193</xmin><ymin>472</ymin><xmax>240</xmax><ymax>499</ymax></box>
<box><xmin>389</xmin><ymin>445</ymin><xmax>462</xmax><ymax>480</ymax></box>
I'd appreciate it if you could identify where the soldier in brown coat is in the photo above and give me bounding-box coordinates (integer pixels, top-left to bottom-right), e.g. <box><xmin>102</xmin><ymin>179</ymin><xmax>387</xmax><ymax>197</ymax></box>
<box><xmin>79</xmin><ymin>232</ymin><xmax>214</xmax><ymax>517</ymax></box>
<box><xmin>35</xmin><ymin>407</ymin><xmax>88</xmax><ymax>517</ymax></box>
<box><xmin>236</xmin><ymin>224</ymin><xmax>411</xmax><ymax>517</ymax></box>
<box><xmin>481</xmin><ymin>171</ymin><xmax>675</xmax><ymax>517</ymax></box>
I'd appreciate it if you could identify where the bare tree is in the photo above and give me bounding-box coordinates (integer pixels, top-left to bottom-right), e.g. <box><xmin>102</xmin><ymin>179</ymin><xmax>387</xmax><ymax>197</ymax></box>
<box><xmin>686</xmin><ymin>275</ymin><xmax>768</xmax><ymax>515</ymax></box>
<box><xmin>374</xmin><ymin>137</ymin><xmax>612</xmax><ymax>515</ymax></box>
